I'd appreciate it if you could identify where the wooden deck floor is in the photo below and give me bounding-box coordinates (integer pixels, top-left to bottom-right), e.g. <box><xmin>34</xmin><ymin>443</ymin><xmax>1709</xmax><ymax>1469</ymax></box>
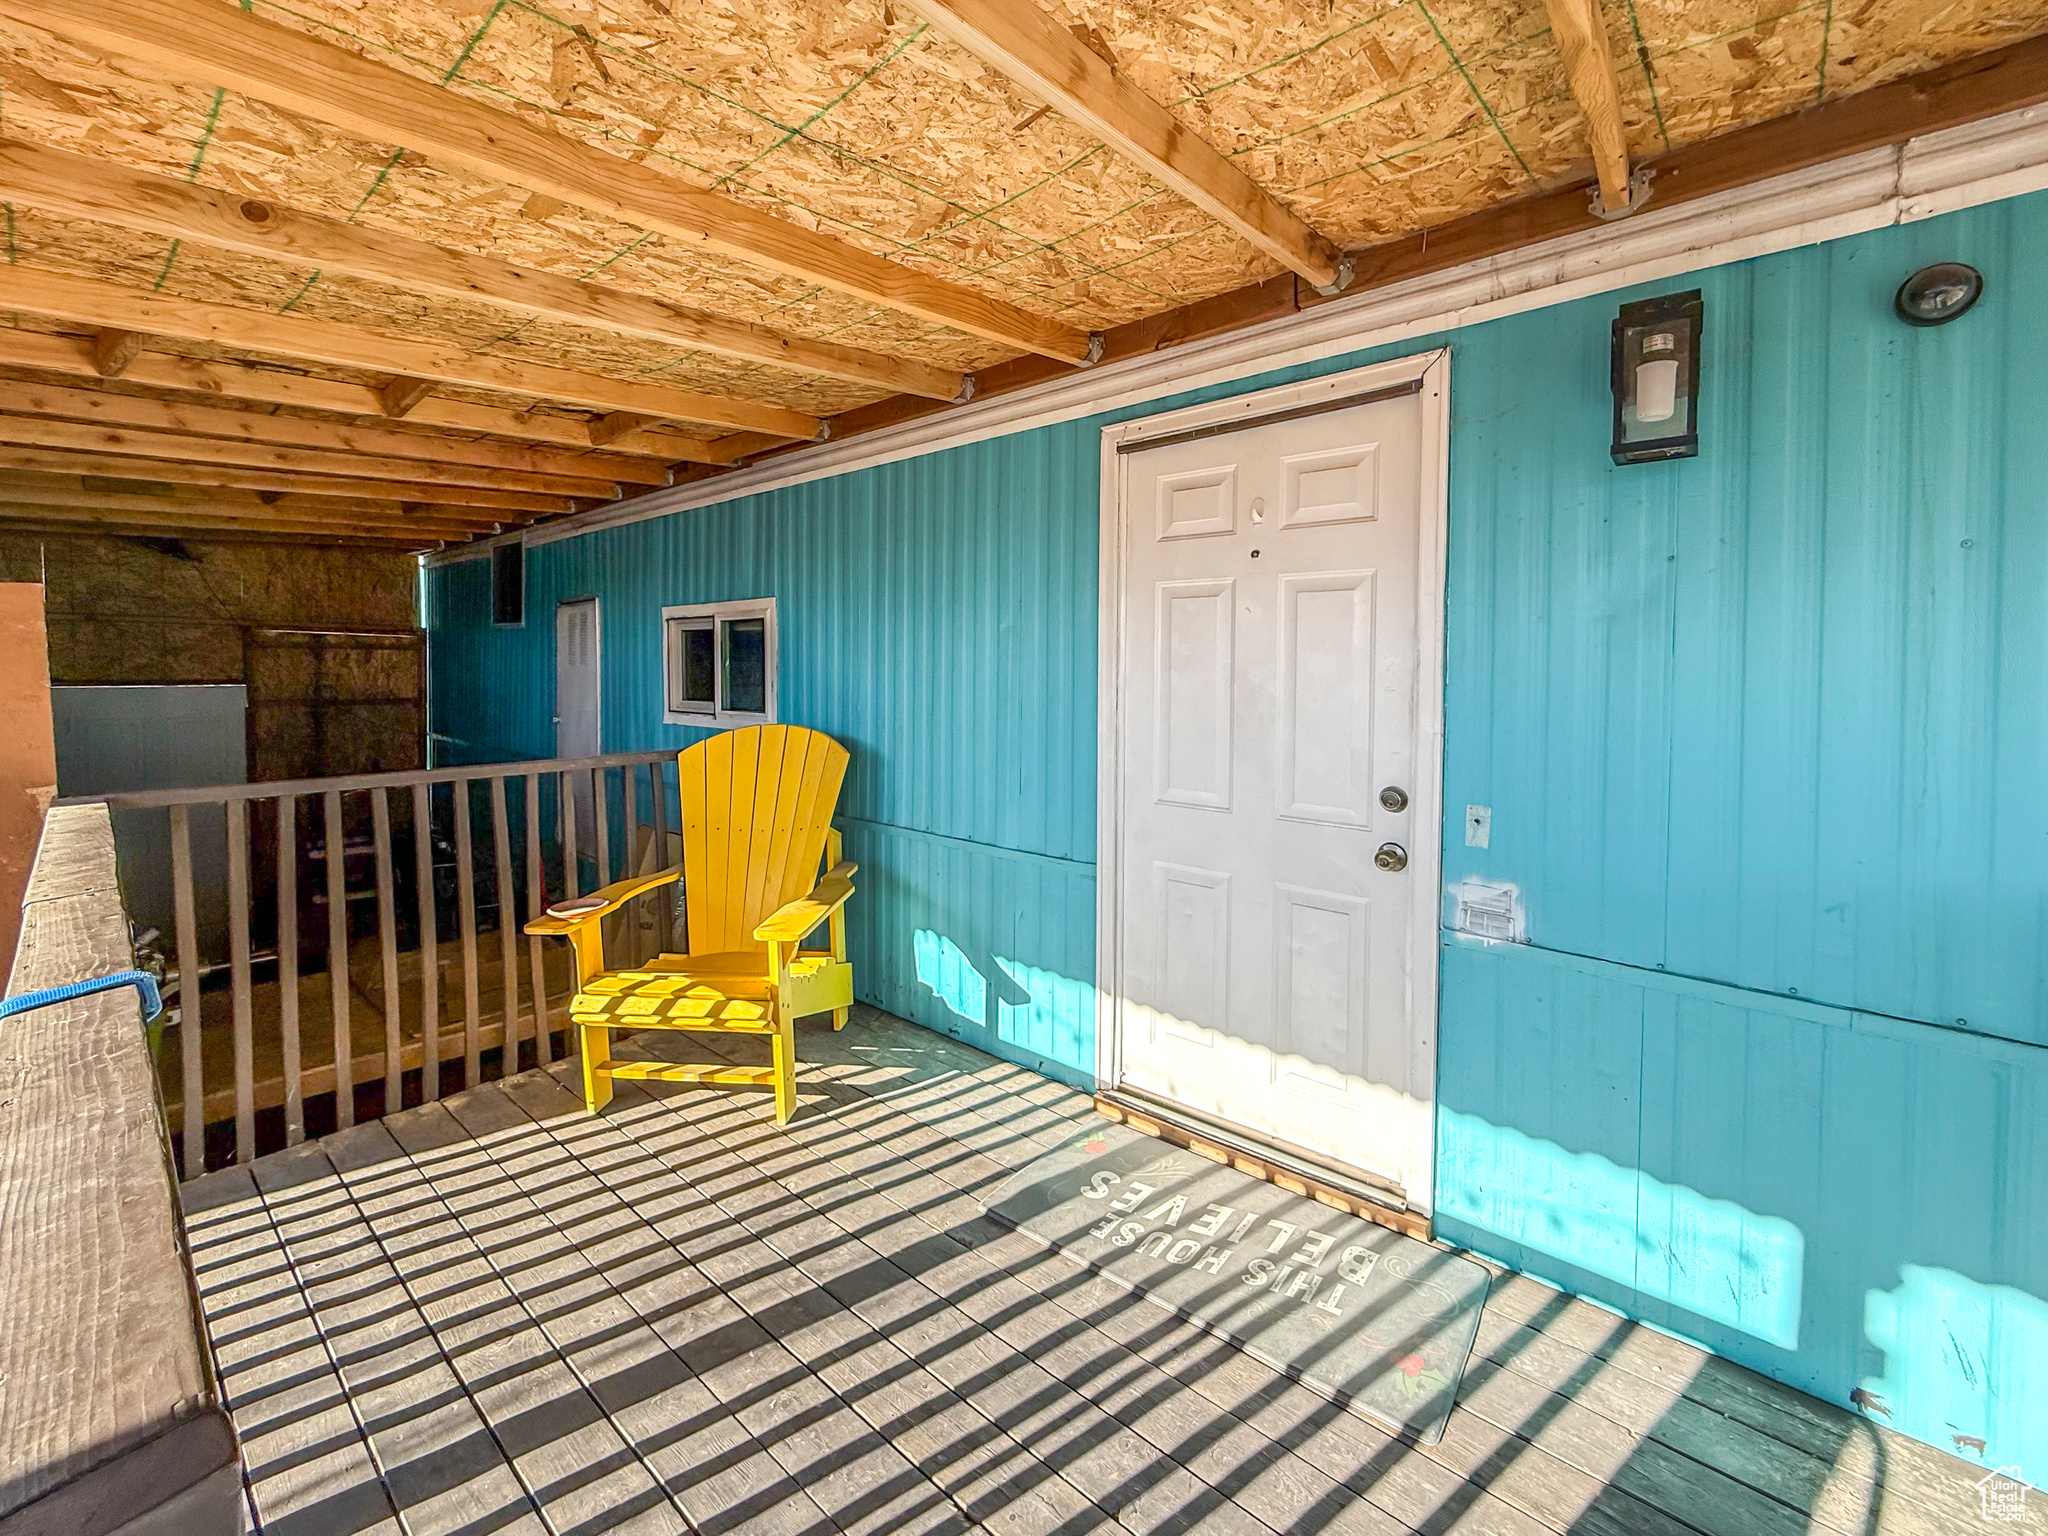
<box><xmin>180</xmin><ymin>1008</ymin><xmax>2018</xmax><ymax>1536</ymax></box>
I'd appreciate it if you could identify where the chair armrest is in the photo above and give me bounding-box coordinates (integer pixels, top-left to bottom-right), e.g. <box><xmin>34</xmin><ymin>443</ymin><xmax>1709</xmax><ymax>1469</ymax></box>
<box><xmin>525</xmin><ymin>865</ymin><xmax>682</xmax><ymax>936</ymax></box>
<box><xmin>754</xmin><ymin>861</ymin><xmax>857</xmax><ymax>944</ymax></box>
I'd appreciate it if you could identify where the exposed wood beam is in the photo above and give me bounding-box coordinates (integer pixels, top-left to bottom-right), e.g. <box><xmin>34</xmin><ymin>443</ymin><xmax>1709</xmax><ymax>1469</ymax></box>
<box><xmin>0</xmin><ymin>266</ymin><xmax>822</xmax><ymax>437</ymax></box>
<box><xmin>0</xmin><ymin>0</ymin><xmax>1095</xmax><ymax>364</ymax></box>
<box><xmin>376</xmin><ymin>376</ymin><xmax>435</xmax><ymax>419</ymax></box>
<box><xmin>0</xmin><ymin>469</ymin><xmax>497</xmax><ymax>523</ymax></box>
<box><xmin>0</xmin><ymin>413</ymin><xmax>621</xmax><ymax>496</ymax></box>
<box><xmin>0</xmin><ymin>511</ymin><xmax>451</xmax><ymax>545</ymax></box>
<box><xmin>1541</xmin><ymin>0</ymin><xmax>1633</xmax><ymax>214</ymax></box>
<box><xmin>901</xmin><ymin>0</ymin><xmax>1347</xmax><ymax>292</ymax></box>
<box><xmin>0</xmin><ymin>447</ymin><xmax>579</xmax><ymax>511</ymax></box>
<box><xmin>0</xmin><ymin>500</ymin><xmax>483</xmax><ymax>537</ymax></box>
<box><xmin>0</xmin><ymin>137</ymin><xmax>970</xmax><ymax>403</ymax></box>
<box><xmin>0</xmin><ymin>378</ymin><xmax>671</xmax><ymax>485</ymax></box>
<box><xmin>91</xmin><ymin>328</ymin><xmax>148</xmax><ymax>377</ymax></box>
<box><xmin>0</xmin><ymin>328</ymin><xmax>732</xmax><ymax>460</ymax></box>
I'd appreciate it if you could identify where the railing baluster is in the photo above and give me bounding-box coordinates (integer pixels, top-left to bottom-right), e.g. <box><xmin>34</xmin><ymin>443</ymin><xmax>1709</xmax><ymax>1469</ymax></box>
<box><xmin>592</xmin><ymin>765</ymin><xmax>611</xmax><ymax>888</ymax></box>
<box><xmin>371</xmin><ymin>787</ymin><xmax>401</xmax><ymax>1113</ymax></box>
<box><xmin>412</xmin><ymin>781</ymin><xmax>438</xmax><ymax>1103</ymax></box>
<box><xmin>276</xmin><ymin>794</ymin><xmax>303</xmax><ymax>1146</ymax></box>
<box><xmin>225</xmin><ymin>800</ymin><xmax>254</xmax><ymax>1166</ymax></box>
<box><xmin>454</xmin><ymin>778</ymin><xmax>481</xmax><ymax>1091</ymax></box>
<box><xmin>324</xmin><ymin>790</ymin><xmax>353</xmax><ymax>1130</ymax></box>
<box><xmin>560</xmin><ymin>770</ymin><xmax>581</xmax><ymax>897</ymax></box>
<box><xmin>623</xmin><ymin>763</ymin><xmax>641</xmax><ymax>964</ymax></box>
<box><xmin>169</xmin><ymin>804</ymin><xmax>204</xmax><ymax>1179</ymax></box>
<box><xmin>526</xmin><ymin>773</ymin><xmax>551</xmax><ymax>1067</ymax></box>
<box><xmin>489</xmin><ymin>775</ymin><xmax>519</xmax><ymax>1078</ymax></box>
<box><xmin>650</xmin><ymin>757</ymin><xmax>671</xmax><ymax>954</ymax></box>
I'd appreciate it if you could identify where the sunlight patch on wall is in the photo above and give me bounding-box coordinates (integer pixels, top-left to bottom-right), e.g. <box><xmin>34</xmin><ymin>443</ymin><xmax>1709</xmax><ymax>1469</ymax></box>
<box><xmin>1439</xmin><ymin>1110</ymin><xmax>1804</xmax><ymax>1348</ymax></box>
<box><xmin>1863</xmin><ymin>1266</ymin><xmax>2048</xmax><ymax>1478</ymax></box>
<box><xmin>913</xmin><ymin>929</ymin><xmax>986</xmax><ymax>1025</ymax></box>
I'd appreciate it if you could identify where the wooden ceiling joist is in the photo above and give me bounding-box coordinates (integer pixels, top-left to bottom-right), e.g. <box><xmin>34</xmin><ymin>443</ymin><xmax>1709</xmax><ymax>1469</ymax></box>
<box><xmin>0</xmin><ymin>414</ymin><xmax>623</xmax><ymax>496</ymax></box>
<box><xmin>376</xmin><ymin>377</ymin><xmax>436</xmax><ymax>420</ymax></box>
<box><xmin>0</xmin><ymin>447</ymin><xmax>577</xmax><ymax>511</ymax></box>
<box><xmin>0</xmin><ymin>0</ymin><xmax>1096</xmax><ymax>364</ymax></box>
<box><xmin>0</xmin><ymin>379</ymin><xmax>670</xmax><ymax>485</ymax></box>
<box><xmin>0</xmin><ymin>490</ymin><xmax>492</xmax><ymax>534</ymax></box>
<box><xmin>0</xmin><ymin>510</ymin><xmax>452</xmax><ymax>545</ymax></box>
<box><xmin>1542</xmin><ymin>0</ymin><xmax>1636</xmax><ymax>215</ymax></box>
<box><xmin>0</xmin><ymin>267</ymin><xmax>823</xmax><ymax>438</ymax></box>
<box><xmin>904</xmin><ymin>0</ymin><xmax>1349</xmax><ymax>292</ymax></box>
<box><xmin>0</xmin><ymin>329</ymin><xmax>739</xmax><ymax>462</ymax></box>
<box><xmin>0</xmin><ymin>472</ymin><xmax>490</xmax><ymax>524</ymax></box>
<box><xmin>0</xmin><ymin>138</ymin><xmax>970</xmax><ymax>404</ymax></box>
<box><xmin>91</xmin><ymin>329</ymin><xmax>148</xmax><ymax>378</ymax></box>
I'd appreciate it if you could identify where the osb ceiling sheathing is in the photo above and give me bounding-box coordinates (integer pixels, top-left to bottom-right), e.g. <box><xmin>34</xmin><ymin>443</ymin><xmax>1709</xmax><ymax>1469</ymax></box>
<box><xmin>1</xmin><ymin>0</ymin><xmax>2046</xmax><ymax>451</ymax></box>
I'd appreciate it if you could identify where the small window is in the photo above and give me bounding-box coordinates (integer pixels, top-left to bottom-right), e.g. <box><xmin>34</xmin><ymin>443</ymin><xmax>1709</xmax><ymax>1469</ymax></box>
<box><xmin>662</xmin><ymin>598</ymin><xmax>775</xmax><ymax>726</ymax></box>
<box><xmin>491</xmin><ymin>540</ymin><xmax>524</xmax><ymax>627</ymax></box>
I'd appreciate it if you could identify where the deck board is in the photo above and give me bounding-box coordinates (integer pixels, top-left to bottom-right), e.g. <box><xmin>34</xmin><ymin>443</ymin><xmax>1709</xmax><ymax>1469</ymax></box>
<box><xmin>191</xmin><ymin>1006</ymin><xmax>2031</xmax><ymax>1536</ymax></box>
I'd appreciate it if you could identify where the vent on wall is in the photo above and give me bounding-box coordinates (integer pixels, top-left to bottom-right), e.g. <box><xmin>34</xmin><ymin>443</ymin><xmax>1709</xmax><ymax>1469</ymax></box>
<box><xmin>491</xmin><ymin>541</ymin><xmax>524</xmax><ymax>628</ymax></box>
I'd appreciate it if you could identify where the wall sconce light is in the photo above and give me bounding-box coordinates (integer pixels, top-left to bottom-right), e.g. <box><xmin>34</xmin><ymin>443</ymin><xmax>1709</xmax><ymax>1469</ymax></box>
<box><xmin>1611</xmin><ymin>290</ymin><xmax>1702</xmax><ymax>465</ymax></box>
<box><xmin>1895</xmin><ymin>263</ymin><xmax>1982</xmax><ymax>326</ymax></box>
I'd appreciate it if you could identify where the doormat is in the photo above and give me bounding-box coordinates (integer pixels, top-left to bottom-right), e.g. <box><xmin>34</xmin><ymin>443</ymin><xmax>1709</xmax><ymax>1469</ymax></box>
<box><xmin>984</xmin><ymin>1121</ymin><xmax>1490</xmax><ymax>1443</ymax></box>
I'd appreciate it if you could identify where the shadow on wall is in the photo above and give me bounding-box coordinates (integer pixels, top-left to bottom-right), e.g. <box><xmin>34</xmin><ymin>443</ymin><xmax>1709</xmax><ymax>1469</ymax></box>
<box><xmin>912</xmin><ymin>928</ymin><xmax>1095</xmax><ymax>1085</ymax></box>
<box><xmin>1436</xmin><ymin>936</ymin><xmax>2048</xmax><ymax>1480</ymax></box>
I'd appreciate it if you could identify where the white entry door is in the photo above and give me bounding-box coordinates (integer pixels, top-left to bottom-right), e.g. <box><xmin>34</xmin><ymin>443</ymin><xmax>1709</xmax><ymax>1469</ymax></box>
<box><xmin>1106</xmin><ymin>356</ymin><xmax>1445</xmax><ymax>1207</ymax></box>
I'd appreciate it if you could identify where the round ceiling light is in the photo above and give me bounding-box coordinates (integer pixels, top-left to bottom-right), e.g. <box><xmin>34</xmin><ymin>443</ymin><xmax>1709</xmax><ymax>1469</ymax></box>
<box><xmin>1895</xmin><ymin>262</ymin><xmax>1983</xmax><ymax>327</ymax></box>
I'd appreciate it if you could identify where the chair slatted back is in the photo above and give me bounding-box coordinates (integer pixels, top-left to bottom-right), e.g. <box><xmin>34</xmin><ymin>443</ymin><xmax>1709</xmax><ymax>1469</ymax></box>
<box><xmin>677</xmin><ymin>724</ymin><xmax>849</xmax><ymax>955</ymax></box>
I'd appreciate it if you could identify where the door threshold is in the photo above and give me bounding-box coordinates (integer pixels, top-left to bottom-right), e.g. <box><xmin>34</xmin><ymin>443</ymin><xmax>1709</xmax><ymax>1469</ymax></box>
<box><xmin>1093</xmin><ymin>1088</ymin><xmax>1431</xmax><ymax>1243</ymax></box>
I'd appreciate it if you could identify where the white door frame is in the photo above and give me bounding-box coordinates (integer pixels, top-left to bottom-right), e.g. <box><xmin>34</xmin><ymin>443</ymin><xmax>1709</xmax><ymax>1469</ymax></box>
<box><xmin>1094</xmin><ymin>346</ymin><xmax>1451</xmax><ymax>1212</ymax></box>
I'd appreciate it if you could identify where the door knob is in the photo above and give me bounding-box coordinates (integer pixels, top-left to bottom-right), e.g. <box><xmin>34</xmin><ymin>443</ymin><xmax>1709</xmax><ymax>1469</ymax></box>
<box><xmin>1375</xmin><ymin>842</ymin><xmax>1409</xmax><ymax>872</ymax></box>
<box><xmin>1379</xmin><ymin>786</ymin><xmax>1409</xmax><ymax>812</ymax></box>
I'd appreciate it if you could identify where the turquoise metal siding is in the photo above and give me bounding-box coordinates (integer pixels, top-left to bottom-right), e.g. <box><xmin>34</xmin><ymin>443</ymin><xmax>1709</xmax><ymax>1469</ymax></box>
<box><xmin>427</xmin><ymin>188</ymin><xmax>2048</xmax><ymax>1471</ymax></box>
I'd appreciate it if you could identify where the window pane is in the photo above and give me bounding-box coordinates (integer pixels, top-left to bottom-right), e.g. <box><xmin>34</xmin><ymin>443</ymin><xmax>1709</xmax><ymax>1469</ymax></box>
<box><xmin>668</xmin><ymin>619</ymin><xmax>714</xmax><ymax>712</ymax></box>
<box><xmin>722</xmin><ymin>617</ymin><xmax>767</xmax><ymax>715</ymax></box>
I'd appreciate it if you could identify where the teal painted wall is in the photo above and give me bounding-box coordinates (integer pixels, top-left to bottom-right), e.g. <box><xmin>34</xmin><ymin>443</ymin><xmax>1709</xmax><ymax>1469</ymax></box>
<box><xmin>427</xmin><ymin>190</ymin><xmax>2048</xmax><ymax>1472</ymax></box>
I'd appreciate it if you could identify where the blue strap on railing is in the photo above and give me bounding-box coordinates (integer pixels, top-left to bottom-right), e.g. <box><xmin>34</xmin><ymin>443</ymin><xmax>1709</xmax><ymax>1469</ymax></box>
<box><xmin>0</xmin><ymin>969</ymin><xmax>163</xmax><ymax>1023</ymax></box>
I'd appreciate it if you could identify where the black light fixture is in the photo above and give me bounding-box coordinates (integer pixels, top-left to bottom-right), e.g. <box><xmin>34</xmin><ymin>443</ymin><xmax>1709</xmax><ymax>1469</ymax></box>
<box><xmin>1895</xmin><ymin>262</ymin><xmax>1982</xmax><ymax>326</ymax></box>
<box><xmin>1610</xmin><ymin>290</ymin><xmax>1702</xmax><ymax>465</ymax></box>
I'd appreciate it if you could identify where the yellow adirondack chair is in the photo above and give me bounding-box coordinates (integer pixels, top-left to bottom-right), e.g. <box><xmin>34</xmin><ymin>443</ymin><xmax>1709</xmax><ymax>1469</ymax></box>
<box><xmin>524</xmin><ymin>724</ymin><xmax>856</xmax><ymax>1121</ymax></box>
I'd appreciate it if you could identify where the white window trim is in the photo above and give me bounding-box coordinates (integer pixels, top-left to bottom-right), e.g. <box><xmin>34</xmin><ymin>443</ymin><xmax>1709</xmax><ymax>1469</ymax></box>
<box><xmin>661</xmin><ymin>597</ymin><xmax>777</xmax><ymax>728</ymax></box>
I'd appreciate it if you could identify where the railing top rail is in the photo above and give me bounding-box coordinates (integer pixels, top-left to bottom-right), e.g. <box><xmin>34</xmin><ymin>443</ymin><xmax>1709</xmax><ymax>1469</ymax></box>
<box><xmin>57</xmin><ymin>748</ymin><xmax>675</xmax><ymax>811</ymax></box>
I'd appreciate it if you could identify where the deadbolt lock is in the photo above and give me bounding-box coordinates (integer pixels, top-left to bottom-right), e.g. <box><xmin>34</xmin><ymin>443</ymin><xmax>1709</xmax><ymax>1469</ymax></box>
<box><xmin>1375</xmin><ymin>842</ymin><xmax>1409</xmax><ymax>873</ymax></box>
<box><xmin>1379</xmin><ymin>786</ymin><xmax>1409</xmax><ymax>812</ymax></box>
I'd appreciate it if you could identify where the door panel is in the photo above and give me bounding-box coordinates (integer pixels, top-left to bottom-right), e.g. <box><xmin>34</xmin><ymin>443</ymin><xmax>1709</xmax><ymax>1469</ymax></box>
<box><xmin>1279</xmin><ymin>571</ymin><xmax>1376</xmax><ymax>826</ymax></box>
<box><xmin>1153</xmin><ymin>578</ymin><xmax>1235</xmax><ymax>810</ymax></box>
<box><xmin>1113</xmin><ymin>385</ymin><xmax>1430</xmax><ymax>1194</ymax></box>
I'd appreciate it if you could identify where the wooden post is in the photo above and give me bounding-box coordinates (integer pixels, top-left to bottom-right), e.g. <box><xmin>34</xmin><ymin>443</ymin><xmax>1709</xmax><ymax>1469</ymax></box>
<box><xmin>371</xmin><ymin>786</ymin><xmax>401</xmax><ymax>1111</ymax></box>
<box><xmin>454</xmin><ymin>777</ymin><xmax>481</xmax><ymax>1090</ymax></box>
<box><xmin>168</xmin><ymin>803</ymin><xmax>204</xmax><ymax>1179</ymax></box>
<box><xmin>275</xmin><ymin>793</ymin><xmax>302</xmax><ymax>1145</ymax></box>
<box><xmin>526</xmin><ymin>773</ymin><xmax>551</xmax><ymax>1067</ymax></box>
<box><xmin>650</xmin><ymin>757</ymin><xmax>671</xmax><ymax>954</ymax></box>
<box><xmin>411</xmin><ymin>780</ymin><xmax>438</xmax><ymax>1102</ymax></box>
<box><xmin>560</xmin><ymin>769</ymin><xmax>580</xmax><ymax>896</ymax></box>
<box><xmin>489</xmin><ymin>774</ymin><xmax>519</xmax><ymax>1077</ymax></box>
<box><xmin>323</xmin><ymin>789</ymin><xmax>352</xmax><ymax>1129</ymax></box>
<box><xmin>224</xmin><ymin>800</ymin><xmax>254</xmax><ymax>1164</ymax></box>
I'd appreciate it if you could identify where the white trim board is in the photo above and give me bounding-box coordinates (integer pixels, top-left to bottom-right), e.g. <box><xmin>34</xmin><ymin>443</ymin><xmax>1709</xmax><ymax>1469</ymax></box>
<box><xmin>430</xmin><ymin>103</ymin><xmax>2048</xmax><ymax>567</ymax></box>
<box><xmin>1093</xmin><ymin>349</ymin><xmax>1452</xmax><ymax>1207</ymax></box>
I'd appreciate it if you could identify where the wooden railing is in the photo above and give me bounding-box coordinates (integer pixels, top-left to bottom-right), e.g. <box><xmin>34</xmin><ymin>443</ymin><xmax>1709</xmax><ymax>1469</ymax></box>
<box><xmin>68</xmin><ymin>750</ymin><xmax>679</xmax><ymax>1178</ymax></box>
<box><xmin>1</xmin><ymin>804</ymin><xmax>241</xmax><ymax>1529</ymax></box>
